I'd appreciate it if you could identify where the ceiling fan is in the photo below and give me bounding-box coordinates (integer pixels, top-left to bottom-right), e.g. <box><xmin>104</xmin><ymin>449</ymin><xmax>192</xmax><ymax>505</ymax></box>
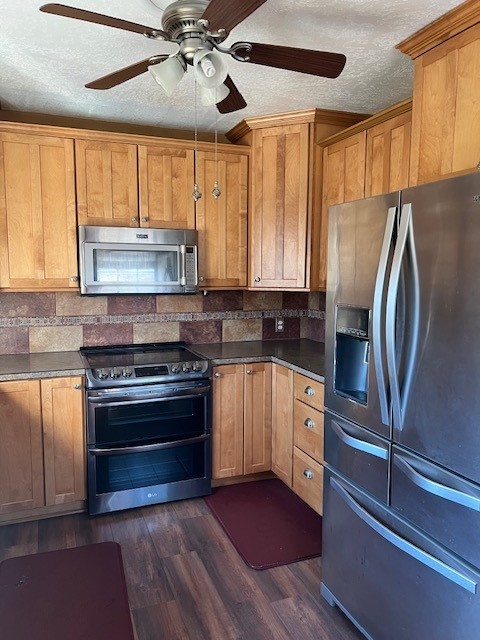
<box><xmin>39</xmin><ymin>0</ymin><xmax>347</xmax><ymax>114</ymax></box>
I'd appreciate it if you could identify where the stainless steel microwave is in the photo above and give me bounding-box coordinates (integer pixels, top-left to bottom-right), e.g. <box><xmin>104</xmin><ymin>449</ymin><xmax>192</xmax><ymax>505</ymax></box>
<box><xmin>78</xmin><ymin>226</ymin><xmax>198</xmax><ymax>295</ymax></box>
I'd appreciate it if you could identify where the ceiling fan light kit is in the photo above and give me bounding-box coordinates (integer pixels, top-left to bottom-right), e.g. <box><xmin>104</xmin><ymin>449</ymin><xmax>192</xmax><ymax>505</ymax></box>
<box><xmin>39</xmin><ymin>0</ymin><xmax>347</xmax><ymax>114</ymax></box>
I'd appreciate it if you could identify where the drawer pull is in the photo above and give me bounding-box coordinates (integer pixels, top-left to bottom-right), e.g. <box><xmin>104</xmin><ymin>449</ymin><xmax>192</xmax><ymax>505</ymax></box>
<box><xmin>394</xmin><ymin>454</ymin><xmax>480</xmax><ymax>512</ymax></box>
<box><xmin>214</xmin><ymin>372</ymin><xmax>221</xmax><ymax>378</ymax></box>
<box><xmin>304</xmin><ymin>418</ymin><xmax>315</xmax><ymax>429</ymax></box>
<box><xmin>303</xmin><ymin>469</ymin><xmax>314</xmax><ymax>480</ymax></box>
<box><xmin>305</xmin><ymin>386</ymin><xmax>315</xmax><ymax>396</ymax></box>
<box><xmin>331</xmin><ymin>419</ymin><xmax>389</xmax><ymax>460</ymax></box>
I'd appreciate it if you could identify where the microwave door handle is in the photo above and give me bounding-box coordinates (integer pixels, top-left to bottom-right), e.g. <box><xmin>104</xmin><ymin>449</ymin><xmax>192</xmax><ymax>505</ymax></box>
<box><xmin>179</xmin><ymin>244</ymin><xmax>186</xmax><ymax>286</ymax></box>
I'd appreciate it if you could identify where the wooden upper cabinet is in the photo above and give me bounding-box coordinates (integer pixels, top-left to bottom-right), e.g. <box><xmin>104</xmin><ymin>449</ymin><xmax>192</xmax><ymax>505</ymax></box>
<box><xmin>250</xmin><ymin>124</ymin><xmax>310</xmax><ymax>289</ymax></box>
<box><xmin>318</xmin><ymin>132</ymin><xmax>366</xmax><ymax>289</ymax></box>
<box><xmin>0</xmin><ymin>380</ymin><xmax>44</xmax><ymax>515</ymax></box>
<box><xmin>365</xmin><ymin>111</ymin><xmax>412</xmax><ymax>197</ymax></box>
<box><xmin>138</xmin><ymin>145</ymin><xmax>195</xmax><ymax>229</ymax></box>
<box><xmin>397</xmin><ymin>3</ymin><xmax>480</xmax><ymax>185</ymax></box>
<box><xmin>41</xmin><ymin>377</ymin><xmax>86</xmax><ymax>507</ymax></box>
<box><xmin>195</xmin><ymin>151</ymin><xmax>248</xmax><ymax>288</ymax></box>
<box><xmin>75</xmin><ymin>139</ymin><xmax>138</xmax><ymax>227</ymax></box>
<box><xmin>0</xmin><ymin>132</ymin><xmax>78</xmax><ymax>290</ymax></box>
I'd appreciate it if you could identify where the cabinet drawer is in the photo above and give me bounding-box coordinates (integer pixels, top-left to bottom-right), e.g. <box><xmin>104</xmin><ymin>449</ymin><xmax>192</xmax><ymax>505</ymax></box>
<box><xmin>293</xmin><ymin>373</ymin><xmax>324</xmax><ymax>412</ymax></box>
<box><xmin>292</xmin><ymin>447</ymin><xmax>324</xmax><ymax>515</ymax></box>
<box><xmin>294</xmin><ymin>400</ymin><xmax>324</xmax><ymax>463</ymax></box>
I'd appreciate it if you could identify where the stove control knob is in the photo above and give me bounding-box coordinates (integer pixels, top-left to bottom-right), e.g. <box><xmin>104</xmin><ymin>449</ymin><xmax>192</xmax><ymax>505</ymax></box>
<box><xmin>182</xmin><ymin>362</ymin><xmax>191</xmax><ymax>373</ymax></box>
<box><xmin>171</xmin><ymin>364</ymin><xmax>181</xmax><ymax>374</ymax></box>
<box><xmin>110</xmin><ymin>367</ymin><xmax>121</xmax><ymax>379</ymax></box>
<box><xmin>122</xmin><ymin>367</ymin><xmax>133</xmax><ymax>378</ymax></box>
<box><xmin>96</xmin><ymin>368</ymin><xmax>109</xmax><ymax>380</ymax></box>
<box><xmin>192</xmin><ymin>361</ymin><xmax>203</xmax><ymax>372</ymax></box>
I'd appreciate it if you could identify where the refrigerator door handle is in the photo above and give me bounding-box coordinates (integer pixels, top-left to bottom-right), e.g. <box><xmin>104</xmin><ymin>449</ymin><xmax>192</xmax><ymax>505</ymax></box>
<box><xmin>330</xmin><ymin>476</ymin><xmax>477</xmax><ymax>594</ymax></box>
<box><xmin>394</xmin><ymin>454</ymin><xmax>480</xmax><ymax>512</ymax></box>
<box><xmin>386</xmin><ymin>202</ymin><xmax>411</xmax><ymax>431</ymax></box>
<box><xmin>372</xmin><ymin>206</ymin><xmax>396</xmax><ymax>426</ymax></box>
<box><xmin>331</xmin><ymin>419</ymin><xmax>389</xmax><ymax>460</ymax></box>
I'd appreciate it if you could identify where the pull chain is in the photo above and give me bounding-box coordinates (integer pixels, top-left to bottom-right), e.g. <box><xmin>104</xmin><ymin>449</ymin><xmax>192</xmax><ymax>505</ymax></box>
<box><xmin>192</xmin><ymin>79</ymin><xmax>202</xmax><ymax>202</ymax></box>
<box><xmin>212</xmin><ymin>100</ymin><xmax>221</xmax><ymax>199</ymax></box>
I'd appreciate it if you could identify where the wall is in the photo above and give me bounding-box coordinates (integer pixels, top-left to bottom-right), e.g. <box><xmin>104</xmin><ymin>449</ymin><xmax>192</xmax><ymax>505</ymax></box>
<box><xmin>0</xmin><ymin>291</ymin><xmax>325</xmax><ymax>354</ymax></box>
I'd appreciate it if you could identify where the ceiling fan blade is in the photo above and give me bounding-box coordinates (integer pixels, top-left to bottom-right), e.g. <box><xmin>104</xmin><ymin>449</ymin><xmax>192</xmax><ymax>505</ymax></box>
<box><xmin>201</xmin><ymin>0</ymin><xmax>268</xmax><ymax>33</ymax></box>
<box><xmin>216</xmin><ymin>76</ymin><xmax>247</xmax><ymax>114</ymax></box>
<box><xmin>243</xmin><ymin>43</ymin><xmax>346</xmax><ymax>79</ymax></box>
<box><xmin>85</xmin><ymin>57</ymin><xmax>167</xmax><ymax>90</ymax></box>
<box><xmin>39</xmin><ymin>3</ymin><xmax>167</xmax><ymax>38</ymax></box>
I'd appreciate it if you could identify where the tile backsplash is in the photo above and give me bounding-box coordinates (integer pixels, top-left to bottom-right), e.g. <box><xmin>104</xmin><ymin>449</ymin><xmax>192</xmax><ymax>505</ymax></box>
<box><xmin>0</xmin><ymin>291</ymin><xmax>325</xmax><ymax>354</ymax></box>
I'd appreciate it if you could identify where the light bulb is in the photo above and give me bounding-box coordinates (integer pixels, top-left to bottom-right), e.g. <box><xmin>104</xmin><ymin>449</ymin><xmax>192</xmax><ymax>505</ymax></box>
<box><xmin>200</xmin><ymin>56</ymin><xmax>216</xmax><ymax>78</ymax></box>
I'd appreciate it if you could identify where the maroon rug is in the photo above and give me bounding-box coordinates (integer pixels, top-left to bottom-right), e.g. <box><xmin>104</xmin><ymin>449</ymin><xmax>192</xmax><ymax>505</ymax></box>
<box><xmin>204</xmin><ymin>478</ymin><xmax>322</xmax><ymax>570</ymax></box>
<box><xmin>0</xmin><ymin>541</ymin><xmax>134</xmax><ymax>640</ymax></box>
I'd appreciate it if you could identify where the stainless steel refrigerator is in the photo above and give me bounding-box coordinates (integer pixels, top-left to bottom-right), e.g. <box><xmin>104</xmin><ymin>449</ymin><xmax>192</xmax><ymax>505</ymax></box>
<box><xmin>321</xmin><ymin>172</ymin><xmax>480</xmax><ymax>640</ymax></box>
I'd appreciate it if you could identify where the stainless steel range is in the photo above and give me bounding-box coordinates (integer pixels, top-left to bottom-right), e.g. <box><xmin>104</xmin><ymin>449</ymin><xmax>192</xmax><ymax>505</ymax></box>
<box><xmin>80</xmin><ymin>342</ymin><xmax>212</xmax><ymax>515</ymax></box>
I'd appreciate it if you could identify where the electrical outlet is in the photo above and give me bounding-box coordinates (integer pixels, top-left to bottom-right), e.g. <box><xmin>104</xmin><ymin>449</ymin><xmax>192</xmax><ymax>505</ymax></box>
<box><xmin>275</xmin><ymin>318</ymin><xmax>284</xmax><ymax>332</ymax></box>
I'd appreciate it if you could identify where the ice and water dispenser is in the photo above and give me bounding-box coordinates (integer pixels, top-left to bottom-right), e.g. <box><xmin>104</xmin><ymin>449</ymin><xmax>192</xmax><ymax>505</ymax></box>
<box><xmin>334</xmin><ymin>305</ymin><xmax>370</xmax><ymax>404</ymax></box>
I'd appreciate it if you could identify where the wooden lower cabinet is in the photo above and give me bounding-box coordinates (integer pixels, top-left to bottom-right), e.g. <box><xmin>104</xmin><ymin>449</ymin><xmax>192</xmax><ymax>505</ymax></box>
<box><xmin>0</xmin><ymin>376</ymin><xmax>86</xmax><ymax>523</ymax></box>
<box><xmin>212</xmin><ymin>363</ymin><xmax>272</xmax><ymax>479</ymax></box>
<box><xmin>292</xmin><ymin>447</ymin><xmax>324</xmax><ymax>515</ymax></box>
<box><xmin>271</xmin><ymin>364</ymin><xmax>294</xmax><ymax>486</ymax></box>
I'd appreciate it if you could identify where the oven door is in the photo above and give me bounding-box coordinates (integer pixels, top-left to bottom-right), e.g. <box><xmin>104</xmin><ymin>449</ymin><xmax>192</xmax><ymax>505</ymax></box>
<box><xmin>86</xmin><ymin>380</ymin><xmax>211</xmax><ymax>514</ymax></box>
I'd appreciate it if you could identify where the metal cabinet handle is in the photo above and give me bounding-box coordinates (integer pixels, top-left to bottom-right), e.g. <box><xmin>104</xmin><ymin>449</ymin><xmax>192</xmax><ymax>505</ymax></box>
<box><xmin>394</xmin><ymin>454</ymin><xmax>480</xmax><ymax>512</ymax></box>
<box><xmin>131</xmin><ymin>216</ymin><xmax>138</xmax><ymax>223</ymax></box>
<box><xmin>476</xmin><ymin>161</ymin><xmax>480</xmax><ymax>170</ymax></box>
<box><xmin>199</xmin><ymin>276</ymin><xmax>205</xmax><ymax>282</ymax></box>
<box><xmin>330</xmin><ymin>420</ymin><xmax>389</xmax><ymax>460</ymax></box>
<box><xmin>73</xmin><ymin>383</ymin><xmax>81</xmax><ymax>389</ymax></box>
<box><xmin>70</xmin><ymin>275</ymin><xmax>79</xmax><ymax>282</ymax></box>
<box><xmin>331</xmin><ymin>477</ymin><xmax>477</xmax><ymax>594</ymax></box>
<box><xmin>254</xmin><ymin>277</ymin><xmax>261</xmax><ymax>283</ymax></box>
<box><xmin>141</xmin><ymin>217</ymin><xmax>148</xmax><ymax>223</ymax></box>
<box><xmin>305</xmin><ymin>386</ymin><xmax>315</xmax><ymax>396</ymax></box>
<box><xmin>246</xmin><ymin>369</ymin><xmax>253</xmax><ymax>375</ymax></box>
<box><xmin>304</xmin><ymin>418</ymin><xmax>315</xmax><ymax>429</ymax></box>
<box><xmin>303</xmin><ymin>469</ymin><xmax>314</xmax><ymax>480</ymax></box>
<box><xmin>214</xmin><ymin>372</ymin><xmax>221</xmax><ymax>378</ymax></box>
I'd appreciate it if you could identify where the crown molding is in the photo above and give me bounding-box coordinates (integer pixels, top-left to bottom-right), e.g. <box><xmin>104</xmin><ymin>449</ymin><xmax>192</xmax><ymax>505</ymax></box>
<box><xmin>396</xmin><ymin>0</ymin><xmax>480</xmax><ymax>59</ymax></box>
<box><xmin>226</xmin><ymin>108</ymin><xmax>370</xmax><ymax>143</ymax></box>
<box><xmin>317</xmin><ymin>98</ymin><xmax>413</xmax><ymax>147</ymax></box>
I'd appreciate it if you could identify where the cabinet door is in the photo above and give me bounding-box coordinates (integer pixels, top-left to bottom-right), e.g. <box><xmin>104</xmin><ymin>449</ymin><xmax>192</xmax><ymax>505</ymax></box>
<box><xmin>138</xmin><ymin>145</ymin><xmax>195</xmax><ymax>229</ymax></box>
<box><xmin>410</xmin><ymin>24</ymin><xmax>480</xmax><ymax>185</ymax></box>
<box><xmin>250</xmin><ymin>124</ymin><xmax>309</xmax><ymax>288</ymax></box>
<box><xmin>271</xmin><ymin>364</ymin><xmax>294</xmax><ymax>486</ymax></box>
<box><xmin>75</xmin><ymin>139</ymin><xmax>138</xmax><ymax>227</ymax></box>
<box><xmin>365</xmin><ymin>111</ymin><xmax>412</xmax><ymax>197</ymax></box>
<box><xmin>41</xmin><ymin>376</ymin><xmax>86</xmax><ymax>506</ymax></box>
<box><xmin>212</xmin><ymin>364</ymin><xmax>244</xmax><ymax>479</ymax></box>
<box><xmin>318</xmin><ymin>132</ymin><xmax>366</xmax><ymax>289</ymax></box>
<box><xmin>0</xmin><ymin>133</ymin><xmax>78</xmax><ymax>290</ymax></box>
<box><xmin>0</xmin><ymin>380</ymin><xmax>44</xmax><ymax>514</ymax></box>
<box><xmin>196</xmin><ymin>151</ymin><xmax>248</xmax><ymax>288</ymax></box>
<box><xmin>244</xmin><ymin>362</ymin><xmax>272</xmax><ymax>474</ymax></box>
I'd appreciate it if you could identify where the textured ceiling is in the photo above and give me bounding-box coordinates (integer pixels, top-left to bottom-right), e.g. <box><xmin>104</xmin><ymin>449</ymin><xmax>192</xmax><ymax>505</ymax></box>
<box><xmin>0</xmin><ymin>0</ymin><xmax>463</xmax><ymax>134</ymax></box>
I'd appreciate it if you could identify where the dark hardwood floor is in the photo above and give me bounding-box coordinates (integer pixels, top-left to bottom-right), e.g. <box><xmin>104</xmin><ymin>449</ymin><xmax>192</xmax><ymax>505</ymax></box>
<box><xmin>0</xmin><ymin>498</ymin><xmax>363</xmax><ymax>640</ymax></box>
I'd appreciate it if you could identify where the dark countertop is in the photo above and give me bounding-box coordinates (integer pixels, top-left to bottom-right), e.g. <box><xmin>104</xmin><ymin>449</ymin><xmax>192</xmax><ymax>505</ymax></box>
<box><xmin>0</xmin><ymin>340</ymin><xmax>325</xmax><ymax>383</ymax></box>
<box><xmin>190</xmin><ymin>339</ymin><xmax>325</xmax><ymax>382</ymax></box>
<box><xmin>0</xmin><ymin>351</ymin><xmax>84</xmax><ymax>381</ymax></box>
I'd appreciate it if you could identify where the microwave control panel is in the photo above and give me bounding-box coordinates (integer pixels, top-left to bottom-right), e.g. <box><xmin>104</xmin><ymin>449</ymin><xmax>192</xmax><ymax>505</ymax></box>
<box><xmin>185</xmin><ymin>246</ymin><xmax>198</xmax><ymax>291</ymax></box>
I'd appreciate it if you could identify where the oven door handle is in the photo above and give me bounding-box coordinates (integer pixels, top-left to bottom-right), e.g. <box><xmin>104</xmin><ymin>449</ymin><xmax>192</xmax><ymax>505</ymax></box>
<box><xmin>87</xmin><ymin>386</ymin><xmax>211</xmax><ymax>404</ymax></box>
<box><xmin>89</xmin><ymin>434</ymin><xmax>210</xmax><ymax>456</ymax></box>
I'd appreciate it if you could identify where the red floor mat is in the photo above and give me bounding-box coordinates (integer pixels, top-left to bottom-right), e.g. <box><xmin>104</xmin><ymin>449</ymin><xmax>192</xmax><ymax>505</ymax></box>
<box><xmin>0</xmin><ymin>541</ymin><xmax>134</xmax><ymax>640</ymax></box>
<box><xmin>204</xmin><ymin>478</ymin><xmax>322</xmax><ymax>570</ymax></box>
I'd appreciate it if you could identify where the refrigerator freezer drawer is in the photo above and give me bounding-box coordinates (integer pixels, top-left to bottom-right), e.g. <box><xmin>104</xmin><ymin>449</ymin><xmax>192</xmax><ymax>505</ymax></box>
<box><xmin>322</xmin><ymin>470</ymin><xmax>480</xmax><ymax>640</ymax></box>
<box><xmin>391</xmin><ymin>446</ymin><xmax>480</xmax><ymax>570</ymax></box>
<box><xmin>324</xmin><ymin>410</ymin><xmax>389</xmax><ymax>503</ymax></box>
